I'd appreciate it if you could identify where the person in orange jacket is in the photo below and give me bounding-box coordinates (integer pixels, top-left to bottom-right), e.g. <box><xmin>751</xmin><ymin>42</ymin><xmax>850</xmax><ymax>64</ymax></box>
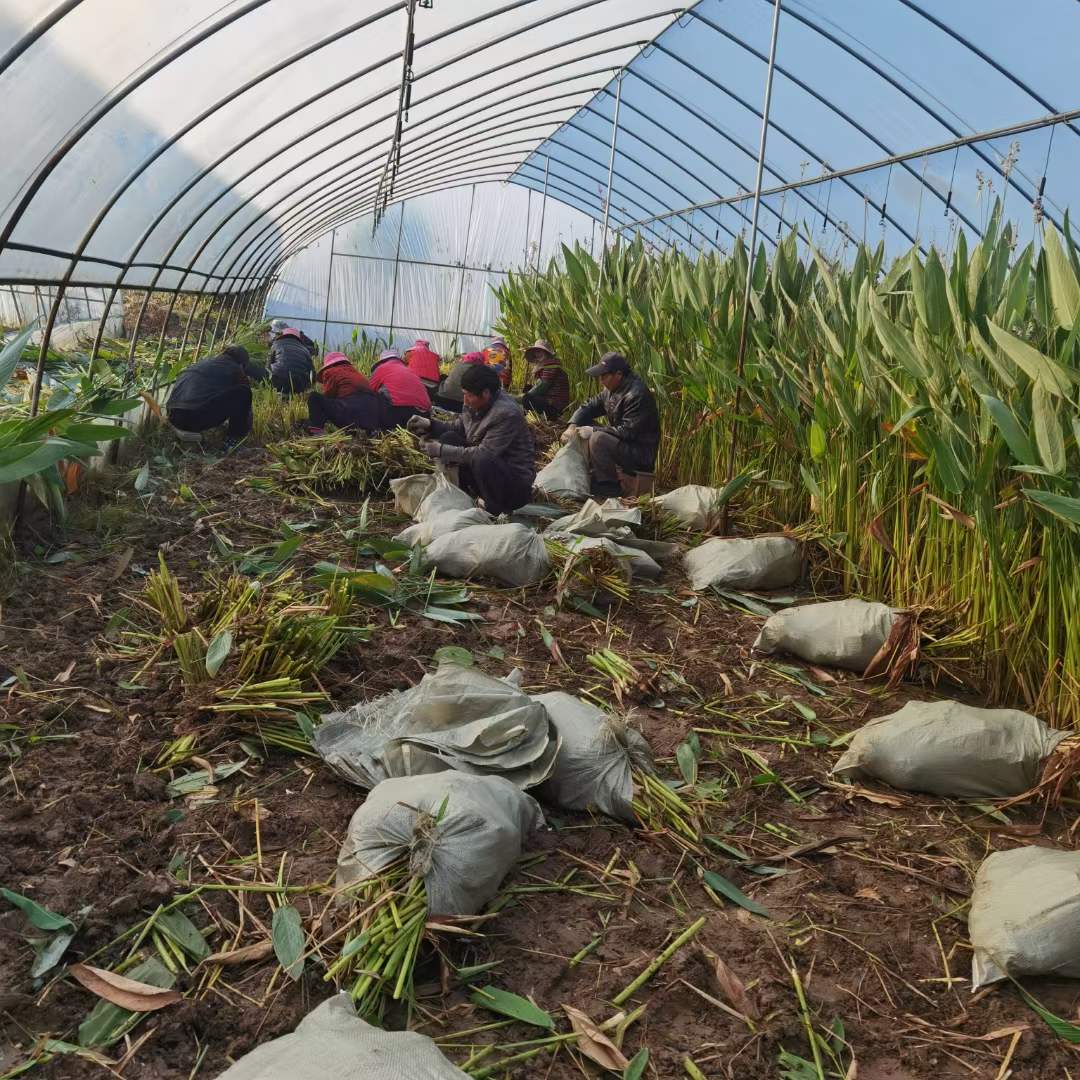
<box><xmin>305</xmin><ymin>352</ymin><xmax>382</xmax><ymax>433</ymax></box>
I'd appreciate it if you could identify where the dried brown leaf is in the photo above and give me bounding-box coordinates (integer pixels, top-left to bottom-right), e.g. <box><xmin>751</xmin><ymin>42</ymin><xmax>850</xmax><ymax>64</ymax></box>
<box><xmin>200</xmin><ymin>940</ymin><xmax>273</xmax><ymax>967</ymax></box>
<box><xmin>562</xmin><ymin>1004</ymin><xmax>629</xmax><ymax>1072</ymax></box>
<box><xmin>855</xmin><ymin>887</ymin><xmax>883</xmax><ymax>903</ymax></box>
<box><xmin>54</xmin><ymin>660</ymin><xmax>76</xmax><ymax>684</ymax></box>
<box><xmin>697</xmin><ymin>945</ymin><xmax>757</xmax><ymax>1020</ymax></box>
<box><xmin>68</xmin><ymin>964</ymin><xmax>181</xmax><ymax>1012</ymax></box>
<box><xmin>867</xmin><ymin>513</ymin><xmax>896</xmax><ymax>558</ymax></box>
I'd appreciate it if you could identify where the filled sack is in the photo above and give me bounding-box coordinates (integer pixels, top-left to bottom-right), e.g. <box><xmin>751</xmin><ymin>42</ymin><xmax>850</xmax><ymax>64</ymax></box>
<box><xmin>561</xmin><ymin>535</ymin><xmax>661</xmax><ymax>580</ymax></box>
<box><xmin>390</xmin><ymin>473</ymin><xmax>438</xmax><ymax>517</ymax></box>
<box><xmin>969</xmin><ymin>846</ymin><xmax>1080</xmax><ymax>988</ymax></box>
<box><xmin>654</xmin><ymin>484</ymin><xmax>727</xmax><ymax>531</ymax></box>
<box><xmin>337</xmin><ymin>772</ymin><xmax>543</xmax><ymax>916</ymax></box>
<box><xmin>414</xmin><ymin>473</ymin><xmax>474</xmax><ymax>522</ymax></box>
<box><xmin>534</xmin><ymin>435</ymin><xmax>590</xmax><ymax>502</ymax></box>
<box><xmin>315</xmin><ymin>664</ymin><xmax>557</xmax><ymax>790</ymax></box>
<box><xmin>534</xmin><ymin>692</ymin><xmax>653</xmax><ymax>822</ymax></box>
<box><xmin>753</xmin><ymin>597</ymin><xmax>897</xmax><ymax>672</ymax></box>
<box><xmin>832</xmin><ymin>699</ymin><xmax>1066</xmax><ymax>798</ymax></box>
<box><xmin>545</xmin><ymin>498</ymin><xmax>641</xmax><ymax>539</ymax></box>
<box><xmin>423</xmin><ymin>523</ymin><xmax>550</xmax><ymax>586</ymax></box>
<box><xmin>394</xmin><ymin>507</ymin><xmax>493</xmax><ymax>547</ymax></box>
<box><xmin>216</xmin><ymin>994</ymin><xmax>468</xmax><ymax>1079</ymax></box>
<box><xmin>684</xmin><ymin>535</ymin><xmax>801</xmax><ymax>591</ymax></box>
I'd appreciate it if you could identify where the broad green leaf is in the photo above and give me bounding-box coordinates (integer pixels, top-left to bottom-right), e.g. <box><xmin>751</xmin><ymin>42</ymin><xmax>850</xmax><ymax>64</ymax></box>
<box><xmin>421</xmin><ymin>606</ymin><xmax>483</xmax><ymax>623</ymax></box>
<box><xmin>470</xmin><ymin>986</ymin><xmax>554</xmax><ymax>1029</ymax></box>
<box><xmin>623</xmin><ymin>1048</ymin><xmax>649</xmax><ymax>1080</ymax></box>
<box><xmin>31</xmin><ymin>930</ymin><xmax>76</xmax><ymax>978</ymax></box>
<box><xmin>924</xmin><ymin>432</ymin><xmax>967</xmax><ymax>494</ymax></box>
<box><xmin>0</xmin><ymin>321</ymin><xmax>39</xmax><ymax>387</ymax></box>
<box><xmin>205</xmin><ymin>630</ymin><xmax>233</xmax><ymax>677</ymax></box>
<box><xmin>272</xmin><ymin>904</ymin><xmax>305</xmax><ymax>981</ymax></box>
<box><xmin>869</xmin><ymin>292</ymin><xmax>928</xmax><ymax>378</ymax></box>
<box><xmin>980</xmin><ymin>395</ymin><xmax>1037</xmax><ymax>466</ymax></box>
<box><xmin>701</xmin><ymin>869</ymin><xmax>772</xmax><ymax>919</ymax></box>
<box><xmin>1021</xmin><ymin>988</ymin><xmax>1080</xmax><ymax>1043</ymax></box>
<box><xmin>62</xmin><ymin>424</ymin><xmax>131</xmax><ymax>445</ymax></box>
<box><xmin>1042</xmin><ymin>226</ymin><xmax>1080</xmax><ymax>331</ymax></box>
<box><xmin>1023</xmin><ymin>489</ymin><xmax>1080</xmax><ymax>525</ymax></box>
<box><xmin>156</xmin><ymin>909</ymin><xmax>209</xmax><ymax>961</ymax></box>
<box><xmin>675</xmin><ymin>741</ymin><xmax>698</xmax><ymax>787</ymax></box>
<box><xmin>0</xmin><ymin>439</ymin><xmax>86</xmax><ymax>485</ymax></box>
<box><xmin>78</xmin><ymin>957</ymin><xmax>175</xmax><ymax>1047</ymax></box>
<box><xmin>1031</xmin><ymin>382</ymin><xmax>1066</xmax><ymax>475</ymax></box>
<box><xmin>987</xmin><ymin>321</ymin><xmax>1075</xmax><ymax>398</ymax></box>
<box><xmin>1</xmin><ymin>888</ymin><xmax>74</xmax><ymax>931</ymax></box>
<box><xmin>808</xmin><ymin>421</ymin><xmax>826</xmax><ymax>461</ymax></box>
<box><xmin>432</xmin><ymin>645</ymin><xmax>473</xmax><ymax>667</ymax></box>
<box><xmin>164</xmin><ymin>760</ymin><xmax>246</xmax><ymax>798</ymax></box>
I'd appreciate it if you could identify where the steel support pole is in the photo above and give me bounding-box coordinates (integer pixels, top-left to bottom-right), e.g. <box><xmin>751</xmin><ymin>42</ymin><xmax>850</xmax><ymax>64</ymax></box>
<box><xmin>721</xmin><ymin>0</ymin><xmax>782</xmax><ymax>535</ymax></box>
<box><xmin>596</xmin><ymin>72</ymin><xmax>623</xmax><ymax>301</ymax></box>
<box><xmin>453</xmin><ymin>184</ymin><xmax>477</xmax><ymax>349</ymax></box>
<box><xmin>387</xmin><ymin>203</ymin><xmax>407</xmax><ymax>342</ymax></box>
<box><xmin>321</xmin><ymin>227</ymin><xmax>337</xmax><ymax>348</ymax></box>
<box><xmin>536</xmin><ymin>155</ymin><xmax>550</xmax><ymax>272</ymax></box>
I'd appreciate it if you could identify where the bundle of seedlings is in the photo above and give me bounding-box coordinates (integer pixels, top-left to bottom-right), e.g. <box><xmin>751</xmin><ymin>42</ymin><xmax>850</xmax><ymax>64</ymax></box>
<box><xmin>325</xmin><ymin>856</ymin><xmax>428</xmax><ymax>1021</ymax></box>
<box><xmin>251</xmin><ymin>383</ymin><xmax>308</xmax><ymax>443</ymax></box>
<box><xmin>122</xmin><ymin>556</ymin><xmax>366</xmax><ymax>739</ymax></box>
<box><xmin>331</xmin><ymin>773</ymin><xmax>543</xmax><ymax>1022</ymax></box>
<box><xmin>546</xmin><ymin>538</ymin><xmax>631</xmax><ymax>610</ymax></box>
<box><xmin>634</xmin><ymin>495</ymin><xmax>685</xmax><ymax>541</ymax></box>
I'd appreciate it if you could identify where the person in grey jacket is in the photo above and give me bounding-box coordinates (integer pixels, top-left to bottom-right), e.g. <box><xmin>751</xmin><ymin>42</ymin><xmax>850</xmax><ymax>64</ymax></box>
<box><xmin>409</xmin><ymin>364</ymin><xmax>536</xmax><ymax>514</ymax></box>
<box><xmin>565</xmin><ymin>351</ymin><xmax>660</xmax><ymax>497</ymax></box>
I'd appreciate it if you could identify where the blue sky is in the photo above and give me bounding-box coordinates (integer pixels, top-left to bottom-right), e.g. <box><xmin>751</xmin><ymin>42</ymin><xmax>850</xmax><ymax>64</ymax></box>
<box><xmin>512</xmin><ymin>0</ymin><xmax>1079</xmax><ymax>262</ymax></box>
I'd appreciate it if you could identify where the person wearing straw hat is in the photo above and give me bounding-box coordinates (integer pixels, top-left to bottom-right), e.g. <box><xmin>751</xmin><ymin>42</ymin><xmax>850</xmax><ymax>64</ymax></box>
<box><xmin>521</xmin><ymin>339</ymin><xmax>569</xmax><ymax>420</ymax></box>
<box><xmin>563</xmin><ymin>351</ymin><xmax>660</xmax><ymax>498</ymax></box>
<box><xmin>304</xmin><ymin>352</ymin><xmax>381</xmax><ymax>434</ymax></box>
<box><xmin>369</xmin><ymin>347</ymin><xmax>432</xmax><ymax>429</ymax></box>
<box><xmin>409</xmin><ymin>363</ymin><xmax>535</xmax><ymax>515</ymax></box>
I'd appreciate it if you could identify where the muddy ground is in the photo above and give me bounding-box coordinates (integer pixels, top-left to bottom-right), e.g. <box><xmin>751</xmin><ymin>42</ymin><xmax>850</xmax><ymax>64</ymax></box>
<box><xmin>1</xmin><ymin>440</ymin><xmax>1078</xmax><ymax>1080</ymax></box>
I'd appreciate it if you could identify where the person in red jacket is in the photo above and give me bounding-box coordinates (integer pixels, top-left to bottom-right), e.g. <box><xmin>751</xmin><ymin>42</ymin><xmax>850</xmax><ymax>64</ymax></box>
<box><xmin>368</xmin><ymin>348</ymin><xmax>432</xmax><ymax>429</ymax></box>
<box><xmin>403</xmin><ymin>339</ymin><xmax>442</xmax><ymax>394</ymax></box>
<box><xmin>305</xmin><ymin>352</ymin><xmax>382</xmax><ymax>434</ymax></box>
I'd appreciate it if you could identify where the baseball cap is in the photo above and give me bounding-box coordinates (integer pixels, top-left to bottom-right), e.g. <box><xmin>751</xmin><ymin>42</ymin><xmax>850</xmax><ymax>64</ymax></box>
<box><xmin>585</xmin><ymin>351</ymin><xmax>629</xmax><ymax>377</ymax></box>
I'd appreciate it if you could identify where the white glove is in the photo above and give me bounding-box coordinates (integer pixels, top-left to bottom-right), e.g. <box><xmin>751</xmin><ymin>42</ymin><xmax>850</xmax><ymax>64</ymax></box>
<box><xmin>560</xmin><ymin>424</ymin><xmax>578</xmax><ymax>444</ymax></box>
<box><xmin>576</xmin><ymin>425</ymin><xmax>594</xmax><ymax>439</ymax></box>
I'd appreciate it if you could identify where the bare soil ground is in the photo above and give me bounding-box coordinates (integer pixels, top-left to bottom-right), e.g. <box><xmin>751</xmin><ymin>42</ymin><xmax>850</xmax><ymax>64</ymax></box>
<box><xmin>1</xmin><ymin>440</ymin><xmax>1078</xmax><ymax>1080</ymax></box>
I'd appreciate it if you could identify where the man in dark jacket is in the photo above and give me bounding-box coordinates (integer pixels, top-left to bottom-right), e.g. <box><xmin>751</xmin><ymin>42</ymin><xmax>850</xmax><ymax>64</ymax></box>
<box><xmin>269</xmin><ymin>327</ymin><xmax>315</xmax><ymax>394</ymax></box>
<box><xmin>167</xmin><ymin>344</ymin><xmax>255</xmax><ymax>447</ymax></box>
<box><xmin>409</xmin><ymin>364</ymin><xmax>536</xmax><ymax>515</ymax></box>
<box><xmin>565</xmin><ymin>352</ymin><xmax>660</xmax><ymax>497</ymax></box>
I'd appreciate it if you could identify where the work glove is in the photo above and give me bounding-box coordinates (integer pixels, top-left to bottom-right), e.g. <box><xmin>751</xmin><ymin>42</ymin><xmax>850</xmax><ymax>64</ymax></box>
<box><xmin>406</xmin><ymin>414</ymin><xmax>432</xmax><ymax>435</ymax></box>
<box><xmin>560</xmin><ymin>424</ymin><xmax>578</xmax><ymax>444</ymax></box>
<box><xmin>576</xmin><ymin>425</ymin><xmax>594</xmax><ymax>440</ymax></box>
<box><xmin>419</xmin><ymin>438</ymin><xmax>441</xmax><ymax>460</ymax></box>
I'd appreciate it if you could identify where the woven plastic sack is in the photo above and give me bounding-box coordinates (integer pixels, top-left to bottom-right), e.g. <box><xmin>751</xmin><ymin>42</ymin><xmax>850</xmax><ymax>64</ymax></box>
<box><xmin>414</xmin><ymin>473</ymin><xmax>474</xmax><ymax>522</ymax></box>
<box><xmin>390</xmin><ymin>473</ymin><xmax>438</xmax><ymax>517</ymax></box>
<box><xmin>561</xmin><ymin>535</ymin><xmax>661</xmax><ymax>580</ymax></box>
<box><xmin>545</xmin><ymin>498</ymin><xmax>641</xmax><ymax>538</ymax></box>
<box><xmin>653</xmin><ymin>485</ymin><xmax>727</xmax><ymax>531</ymax></box>
<box><xmin>315</xmin><ymin>664</ymin><xmax>557</xmax><ymax>790</ymax></box>
<box><xmin>394</xmin><ymin>508</ymin><xmax>493</xmax><ymax>547</ymax></box>
<box><xmin>969</xmin><ymin>846</ymin><xmax>1080</xmax><ymax>989</ymax></box>
<box><xmin>337</xmin><ymin>772</ymin><xmax>543</xmax><ymax>916</ymax></box>
<box><xmin>534</xmin><ymin>692</ymin><xmax>653</xmax><ymax>822</ymax></box>
<box><xmin>753</xmin><ymin>598</ymin><xmax>897</xmax><ymax>672</ymax></box>
<box><xmin>833</xmin><ymin>700</ymin><xmax>1066</xmax><ymax>798</ymax></box>
<box><xmin>216</xmin><ymin>994</ymin><xmax>468</xmax><ymax>1079</ymax></box>
<box><xmin>423</xmin><ymin>523</ymin><xmax>550</xmax><ymax>586</ymax></box>
<box><xmin>534</xmin><ymin>434</ymin><xmax>590</xmax><ymax>502</ymax></box>
<box><xmin>684</xmin><ymin>536</ymin><xmax>801</xmax><ymax>591</ymax></box>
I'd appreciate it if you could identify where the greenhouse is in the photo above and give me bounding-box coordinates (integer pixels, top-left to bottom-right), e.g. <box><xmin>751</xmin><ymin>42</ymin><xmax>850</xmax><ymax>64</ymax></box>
<box><xmin>2</xmin><ymin>1</ymin><xmax>1079</xmax><ymax>1077</ymax></box>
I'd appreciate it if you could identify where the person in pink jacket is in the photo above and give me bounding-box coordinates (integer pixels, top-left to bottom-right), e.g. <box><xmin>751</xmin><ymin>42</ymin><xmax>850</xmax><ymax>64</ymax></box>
<box><xmin>403</xmin><ymin>339</ymin><xmax>442</xmax><ymax>393</ymax></box>
<box><xmin>368</xmin><ymin>348</ymin><xmax>432</xmax><ymax>429</ymax></box>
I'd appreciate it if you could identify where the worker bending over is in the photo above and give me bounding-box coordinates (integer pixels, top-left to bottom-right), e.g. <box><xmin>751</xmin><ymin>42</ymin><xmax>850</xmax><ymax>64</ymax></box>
<box><xmin>409</xmin><ymin>364</ymin><xmax>536</xmax><ymax>515</ymax></box>
<box><xmin>166</xmin><ymin>344</ymin><xmax>260</xmax><ymax>449</ymax></box>
<box><xmin>563</xmin><ymin>352</ymin><xmax>660</xmax><ymax>498</ymax></box>
<box><xmin>305</xmin><ymin>352</ymin><xmax>382</xmax><ymax>434</ymax></box>
<box><xmin>403</xmin><ymin>339</ymin><xmax>442</xmax><ymax>396</ymax></box>
<box><xmin>369</xmin><ymin>348</ymin><xmax>432</xmax><ymax>429</ymax></box>
<box><xmin>268</xmin><ymin>323</ymin><xmax>315</xmax><ymax>395</ymax></box>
